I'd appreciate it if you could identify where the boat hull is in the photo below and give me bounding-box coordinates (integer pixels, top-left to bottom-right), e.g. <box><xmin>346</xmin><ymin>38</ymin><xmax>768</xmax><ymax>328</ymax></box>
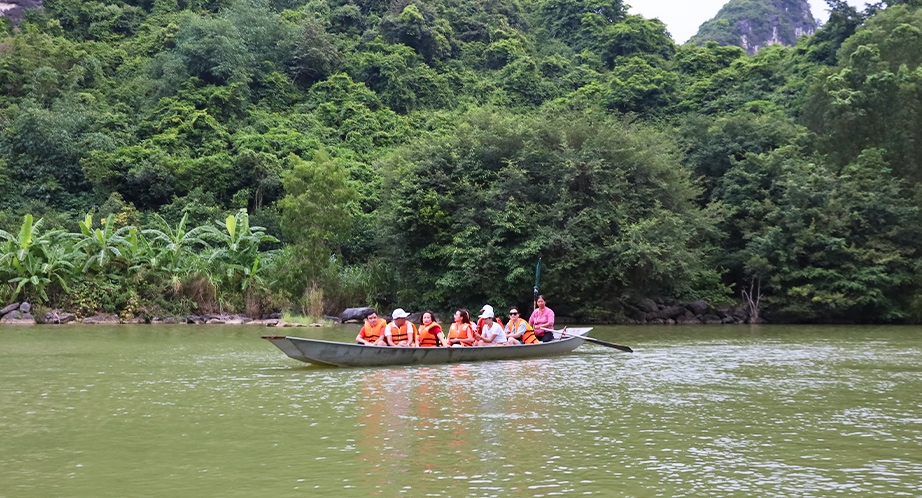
<box><xmin>263</xmin><ymin>328</ymin><xmax>591</xmax><ymax>367</ymax></box>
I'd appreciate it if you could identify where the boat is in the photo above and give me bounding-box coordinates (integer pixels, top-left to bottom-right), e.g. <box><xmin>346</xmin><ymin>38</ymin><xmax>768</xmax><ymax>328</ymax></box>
<box><xmin>262</xmin><ymin>327</ymin><xmax>593</xmax><ymax>367</ymax></box>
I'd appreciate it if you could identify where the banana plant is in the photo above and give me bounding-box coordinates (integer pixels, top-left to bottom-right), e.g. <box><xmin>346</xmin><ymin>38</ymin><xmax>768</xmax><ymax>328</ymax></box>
<box><xmin>201</xmin><ymin>209</ymin><xmax>278</xmax><ymax>294</ymax></box>
<box><xmin>143</xmin><ymin>213</ymin><xmax>210</xmax><ymax>273</ymax></box>
<box><xmin>6</xmin><ymin>244</ymin><xmax>75</xmax><ymax>301</ymax></box>
<box><xmin>0</xmin><ymin>214</ymin><xmax>63</xmax><ymax>265</ymax></box>
<box><xmin>74</xmin><ymin>213</ymin><xmax>133</xmax><ymax>272</ymax></box>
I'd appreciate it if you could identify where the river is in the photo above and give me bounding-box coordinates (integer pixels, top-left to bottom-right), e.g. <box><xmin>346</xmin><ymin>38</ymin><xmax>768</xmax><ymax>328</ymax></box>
<box><xmin>1</xmin><ymin>325</ymin><xmax>920</xmax><ymax>497</ymax></box>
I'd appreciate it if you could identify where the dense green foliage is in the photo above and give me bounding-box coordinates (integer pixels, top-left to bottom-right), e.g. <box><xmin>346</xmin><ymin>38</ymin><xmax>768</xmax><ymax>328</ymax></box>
<box><xmin>2</xmin><ymin>0</ymin><xmax>922</xmax><ymax>323</ymax></box>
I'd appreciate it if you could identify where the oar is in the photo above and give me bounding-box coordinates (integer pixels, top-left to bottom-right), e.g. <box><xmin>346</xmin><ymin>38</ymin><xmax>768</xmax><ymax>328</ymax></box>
<box><xmin>577</xmin><ymin>335</ymin><xmax>633</xmax><ymax>353</ymax></box>
<box><xmin>542</xmin><ymin>327</ymin><xmax>634</xmax><ymax>353</ymax></box>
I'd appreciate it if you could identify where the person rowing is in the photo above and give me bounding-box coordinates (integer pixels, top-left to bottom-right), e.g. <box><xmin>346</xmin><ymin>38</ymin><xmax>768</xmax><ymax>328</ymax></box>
<box><xmin>504</xmin><ymin>307</ymin><xmax>539</xmax><ymax>345</ymax></box>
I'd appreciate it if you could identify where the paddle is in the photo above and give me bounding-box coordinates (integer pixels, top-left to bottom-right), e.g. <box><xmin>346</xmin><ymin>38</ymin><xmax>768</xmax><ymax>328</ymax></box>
<box><xmin>541</xmin><ymin>327</ymin><xmax>634</xmax><ymax>353</ymax></box>
<box><xmin>533</xmin><ymin>257</ymin><xmax>542</xmax><ymax>310</ymax></box>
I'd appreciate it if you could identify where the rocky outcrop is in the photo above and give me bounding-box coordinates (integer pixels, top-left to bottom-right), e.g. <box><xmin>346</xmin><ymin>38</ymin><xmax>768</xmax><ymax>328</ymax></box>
<box><xmin>340</xmin><ymin>307</ymin><xmax>376</xmax><ymax>322</ymax></box>
<box><xmin>43</xmin><ymin>310</ymin><xmax>76</xmax><ymax>324</ymax></box>
<box><xmin>690</xmin><ymin>0</ymin><xmax>817</xmax><ymax>55</ymax></box>
<box><xmin>0</xmin><ymin>1</ymin><xmax>42</xmax><ymax>21</ymax></box>
<box><xmin>82</xmin><ymin>314</ymin><xmax>120</xmax><ymax>325</ymax></box>
<box><xmin>1</xmin><ymin>309</ymin><xmax>36</xmax><ymax>325</ymax></box>
<box><xmin>1</xmin><ymin>302</ymin><xmax>36</xmax><ymax>324</ymax></box>
<box><xmin>623</xmin><ymin>298</ymin><xmax>754</xmax><ymax>325</ymax></box>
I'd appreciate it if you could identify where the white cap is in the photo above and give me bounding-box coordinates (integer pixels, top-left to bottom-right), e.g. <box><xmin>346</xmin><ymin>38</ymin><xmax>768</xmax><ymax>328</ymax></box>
<box><xmin>391</xmin><ymin>308</ymin><xmax>409</xmax><ymax>319</ymax></box>
<box><xmin>479</xmin><ymin>310</ymin><xmax>494</xmax><ymax>319</ymax></box>
<box><xmin>480</xmin><ymin>304</ymin><xmax>493</xmax><ymax>313</ymax></box>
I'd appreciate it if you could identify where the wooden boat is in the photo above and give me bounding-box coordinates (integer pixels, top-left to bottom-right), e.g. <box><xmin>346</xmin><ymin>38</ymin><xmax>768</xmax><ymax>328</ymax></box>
<box><xmin>263</xmin><ymin>327</ymin><xmax>593</xmax><ymax>367</ymax></box>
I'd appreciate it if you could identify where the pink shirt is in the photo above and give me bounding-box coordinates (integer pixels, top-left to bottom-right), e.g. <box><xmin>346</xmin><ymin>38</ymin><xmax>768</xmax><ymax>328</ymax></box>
<box><xmin>528</xmin><ymin>306</ymin><xmax>555</xmax><ymax>331</ymax></box>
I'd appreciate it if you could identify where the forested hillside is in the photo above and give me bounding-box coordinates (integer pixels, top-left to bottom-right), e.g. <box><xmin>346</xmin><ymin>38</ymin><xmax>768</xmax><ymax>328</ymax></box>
<box><xmin>2</xmin><ymin>0</ymin><xmax>922</xmax><ymax>324</ymax></box>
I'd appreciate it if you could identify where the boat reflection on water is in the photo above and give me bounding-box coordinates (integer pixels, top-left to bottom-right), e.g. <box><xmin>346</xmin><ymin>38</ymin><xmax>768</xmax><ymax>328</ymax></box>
<box><xmin>352</xmin><ymin>360</ymin><xmax>558</xmax><ymax>494</ymax></box>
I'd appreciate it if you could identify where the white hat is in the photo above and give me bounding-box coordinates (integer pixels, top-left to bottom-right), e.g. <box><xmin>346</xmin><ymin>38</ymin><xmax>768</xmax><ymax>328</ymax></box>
<box><xmin>479</xmin><ymin>309</ymin><xmax>494</xmax><ymax>319</ymax></box>
<box><xmin>480</xmin><ymin>304</ymin><xmax>494</xmax><ymax>313</ymax></box>
<box><xmin>391</xmin><ymin>308</ymin><xmax>409</xmax><ymax>319</ymax></box>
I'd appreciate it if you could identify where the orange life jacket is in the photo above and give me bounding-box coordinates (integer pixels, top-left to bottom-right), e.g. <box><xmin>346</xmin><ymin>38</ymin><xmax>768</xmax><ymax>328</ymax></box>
<box><xmin>387</xmin><ymin>321</ymin><xmax>416</xmax><ymax>344</ymax></box>
<box><xmin>417</xmin><ymin>323</ymin><xmax>443</xmax><ymax>347</ymax></box>
<box><xmin>448</xmin><ymin>322</ymin><xmax>474</xmax><ymax>344</ymax></box>
<box><xmin>507</xmin><ymin>317</ymin><xmax>538</xmax><ymax>344</ymax></box>
<box><xmin>359</xmin><ymin>319</ymin><xmax>386</xmax><ymax>342</ymax></box>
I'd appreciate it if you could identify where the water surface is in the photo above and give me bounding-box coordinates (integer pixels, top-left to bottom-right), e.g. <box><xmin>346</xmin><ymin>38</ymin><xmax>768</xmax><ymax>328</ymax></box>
<box><xmin>1</xmin><ymin>325</ymin><xmax>920</xmax><ymax>497</ymax></box>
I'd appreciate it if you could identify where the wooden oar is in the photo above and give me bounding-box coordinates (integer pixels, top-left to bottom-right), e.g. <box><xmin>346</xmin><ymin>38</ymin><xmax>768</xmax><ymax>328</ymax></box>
<box><xmin>542</xmin><ymin>327</ymin><xmax>634</xmax><ymax>353</ymax></box>
<box><xmin>577</xmin><ymin>335</ymin><xmax>633</xmax><ymax>353</ymax></box>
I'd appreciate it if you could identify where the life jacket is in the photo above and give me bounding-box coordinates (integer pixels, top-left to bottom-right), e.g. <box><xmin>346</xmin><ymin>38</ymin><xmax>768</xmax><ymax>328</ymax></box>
<box><xmin>417</xmin><ymin>323</ymin><xmax>443</xmax><ymax>347</ymax></box>
<box><xmin>359</xmin><ymin>319</ymin><xmax>386</xmax><ymax>342</ymax></box>
<box><xmin>448</xmin><ymin>322</ymin><xmax>474</xmax><ymax>344</ymax></box>
<box><xmin>508</xmin><ymin>317</ymin><xmax>538</xmax><ymax>344</ymax></box>
<box><xmin>387</xmin><ymin>321</ymin><xmax>417</xmax><ymax>344</ymax></box>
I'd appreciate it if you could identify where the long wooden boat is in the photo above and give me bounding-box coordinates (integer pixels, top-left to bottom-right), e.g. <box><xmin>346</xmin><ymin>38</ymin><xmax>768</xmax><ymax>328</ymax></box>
<box><xmin>263</xmin><ymin>327</ymin><xmax>592</xmax><ymax>367</ymax></box>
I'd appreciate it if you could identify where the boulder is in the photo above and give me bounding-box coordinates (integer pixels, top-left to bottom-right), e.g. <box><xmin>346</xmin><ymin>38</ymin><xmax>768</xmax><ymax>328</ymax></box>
<box><xmin>186</xmin><ymin>315</ymin><xmax>203</xmax><ymax>324</ymax></box>
<box><xmin>676</xmin><ymin>311</ymin><xmax>702</xmax><ymax>325</ymax></box>
<box><xmin>247</xmin><ymin>319</ymin><xmax>280</xmax><ymax>326</ymax></box>
<box><xmin>701</xmin><ymin>314</ymin><xmax>723</xmax><ymax>325</ymax></box>
<box><xmin>655</xmin><ymin>306</ymin><xmax>687</xmax><ymax>320</ymax></box>
<box><xmin>1</xmin><ymin>303</ymin><xmax>20</xmax><ymax>315</ymax></box>
<box><xmin>82</xmin><ymin>314</ymin><xmax>120</xmax><ymax>324</ymax></box>
<box><xmin>123</xmin><ymin>316</ymin><xmax>147</xmax><ymax>324</ymax></box>
<box><xmin>1</xmin><ymin>310</ymin><xmax>36</xmax><ymax>325</ymax></box>
<box><xmin>43</xmin><ymin>310</ymin><xmax>77</xmax><ymax>324</ymax></box>
<box><xmin>161</xmin><ymin>317</ymin><xmax>180</xmax><ymax>324</ymax></box>
<box><xmin>635</xmin><ymin>298</ymin><xmax>659</xmax><ymax>313</ymax></box>
<box><xmin>268</xmin><ymin>312</ymin><xmax>283</xmax><ymax>319</ymax></box>
<box><xmin>340</xmin><ymin>307</ymin><xmax>376</xmax><ymax>323</ymax></box>
<box><xmin>206</xmin><ymin>318</ymin><xmax>225</xmax><ymax>324</ymax></box>
<box><xmin>687</xmin><ymin>300</ymin><xmax>710</xmax><ymax>315</ymax></box>
<box><xmin>19</xmin><ymin>302</ymin><xmax>31</xmax><ymax>313</ymax></box>
<box><xmin>721</xmin><ymin>316</ymin><xmax>736</xmax><ymax>324</ymax></box>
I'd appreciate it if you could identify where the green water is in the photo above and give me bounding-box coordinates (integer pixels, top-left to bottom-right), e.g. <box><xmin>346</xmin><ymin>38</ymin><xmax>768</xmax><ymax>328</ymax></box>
<box><xmin>1</xmin><ymin>325</ymin><xmax>920</xmax><ymax>497</ymax></box>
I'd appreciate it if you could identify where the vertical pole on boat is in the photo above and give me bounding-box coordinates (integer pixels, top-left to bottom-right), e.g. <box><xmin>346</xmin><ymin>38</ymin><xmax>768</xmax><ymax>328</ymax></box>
<box><xmin>533</xmin><ymin>257</ymin><xmax>542</xmax><ymax>310</ymax></box>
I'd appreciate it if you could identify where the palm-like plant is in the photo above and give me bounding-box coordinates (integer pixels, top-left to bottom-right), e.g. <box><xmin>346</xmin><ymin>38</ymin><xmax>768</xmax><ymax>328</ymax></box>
<box><xmin>74</xmin><ymin>213</ymin><xmax>133</xmax><ymax>272</ymax></box>
<box><xmin>144</xmin><ymin>213</ymin><xmax>210</xmax><ymax>272</ymax></box>
<box><xmin>0</xmin><ymin>214</ymin><xmax>61</xmax><ymax>265</ymax></box>
<box><xmin>202</xmin><ymin>209</ymin><xmax>278</xmax><ymax>295</ymax></box>
<box><xmin>1</xmin><ymin>214</ymin><xmax>77</xmax><ymax>302</ymax></box>
<box><xmin>7</xmin><ymin>244</ymin><xmax>76</xmax><ymax>301</ymax></box>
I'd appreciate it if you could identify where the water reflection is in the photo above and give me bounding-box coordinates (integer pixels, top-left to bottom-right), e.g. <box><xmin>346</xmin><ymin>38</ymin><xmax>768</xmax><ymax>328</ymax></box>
<box><xmin>1</xmin><ymin>325</ymin><xmax>922</xmax><ymax>496</ymax></box>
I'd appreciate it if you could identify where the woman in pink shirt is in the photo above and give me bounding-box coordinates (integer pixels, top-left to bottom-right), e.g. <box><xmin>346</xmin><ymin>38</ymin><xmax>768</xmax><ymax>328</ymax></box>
<box><xmin>528</xmin><ymin>295</ymin><xmax>556</xmax><ymax>342</ymax></box>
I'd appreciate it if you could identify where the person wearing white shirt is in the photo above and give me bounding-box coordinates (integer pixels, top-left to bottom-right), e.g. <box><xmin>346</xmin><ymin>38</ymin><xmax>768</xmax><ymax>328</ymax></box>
<box><xmin>474</xmin><ymin>310</ymin><xmax>506</xmax><ymax>346</ymax></box>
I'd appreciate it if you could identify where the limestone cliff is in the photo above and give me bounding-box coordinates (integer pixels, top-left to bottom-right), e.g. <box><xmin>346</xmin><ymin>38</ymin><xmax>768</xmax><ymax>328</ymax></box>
<box><xmin>0</xmin><ymin>0</ymin><xmax>42</xmax><ymax>20</ymax></box>
<box><xmin>689</xmin><ymin>0</ymin><xmax>817</xmax><ymax>55</ymax></box>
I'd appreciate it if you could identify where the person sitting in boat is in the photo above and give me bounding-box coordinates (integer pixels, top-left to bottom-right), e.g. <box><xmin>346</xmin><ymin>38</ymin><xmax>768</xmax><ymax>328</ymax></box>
<box><xmin>529</xmin><ymin>295</ymin><xmax>556</xmax><ymax>342</ymax></box>
<box><xmin>474</xmin><ymin>309</ymin><xmax>507</xmax><ymax>346</ymax></box>
<box><xmin>475</xmin><ymin>304</ymin><xmax>503</xmax><ymax>335</ymax></box>
<box><xmin>504</xmin><ymin>307</ymin><xmax>539</xmax><ymax>345</ymax></box>
<box><xmin>383</xmin><ymin>308</ymin><xmax>417</xmax><ymax>346</ymax></box>
<box><xmin>355</xmin><ymin>310</ymin><xmax>387</xmax><ymax>345</ymax></box>
<box><xmin>447</xmin><ymin>309</ymin><xmax>476</xmax><ymax>347</ymax></box>
<box><xmin>415</xmin><ymin>311</ymin><xmax>447</xmax><ymax>347</ymax></box>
